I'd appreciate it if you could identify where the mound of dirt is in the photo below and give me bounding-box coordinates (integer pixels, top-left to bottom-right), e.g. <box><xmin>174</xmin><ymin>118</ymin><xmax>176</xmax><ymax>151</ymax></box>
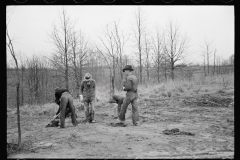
<box><xmin>162</xmin><ymin>128</ymin><xmax>195</xmax><ymax>136</ymax></box>
<box><xmin>45</xmin><ymin>119</ymin><xmax>59</xmax><ymax>127</ymax></box>
<box><xmin>183</xmin><ymin>93</ymin><xmax>233</xmax><ymax>108</ymax></box>
<box><xmin>109</xmin><ymin>122</ymin><xmax>127</xmax><ymax>127</ymax></box>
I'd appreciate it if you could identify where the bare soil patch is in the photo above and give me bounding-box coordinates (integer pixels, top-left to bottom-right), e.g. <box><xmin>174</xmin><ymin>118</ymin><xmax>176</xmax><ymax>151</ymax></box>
<box><xmin>7</xmin><ymin>89</ymin><xmax>234</xmax><ymax>158</ymax></box>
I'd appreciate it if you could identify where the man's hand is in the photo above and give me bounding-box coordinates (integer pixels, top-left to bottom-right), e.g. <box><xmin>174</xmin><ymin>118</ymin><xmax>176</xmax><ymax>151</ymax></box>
<box><xmin>55</xmin><ymin>99</ymin><xmax>60</xmax><ymax>105</ymax></box>
<box><xmin>79</xmin><ymin>95</ymin><xmax>83</xmax><ymax>102</ymax></box>
<box><xmin>123</xmin><ymin>86</ymin><xmax>125</xmax><ymax>91</ymax></box>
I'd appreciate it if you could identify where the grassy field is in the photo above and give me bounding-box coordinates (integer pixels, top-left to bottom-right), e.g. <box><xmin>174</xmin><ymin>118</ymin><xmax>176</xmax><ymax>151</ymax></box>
<box><xmin>7</xmin><ymin>73</ymin><xmax>234</xmax><ymax>158</ymax></box>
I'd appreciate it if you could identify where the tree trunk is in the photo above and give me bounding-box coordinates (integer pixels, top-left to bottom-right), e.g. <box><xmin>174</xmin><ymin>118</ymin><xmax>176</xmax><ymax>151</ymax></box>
<box><xmin>65</xmin><ymin>64</ymin><xmax>69</xmax><ymax>90</ymax></box>
<box><xmin>112</xmin><ymin>57</ymin><xmax>115</xmax><ymax>95</ymax></box>
<box><xmin>171</xmin><ymin>58</ymin><xmax>174</xmax><ymax>80</ymax></box>
<box><xmin>203</xmin><ymin>55</ymin><xmax>207</xmax><ymax>77</ymax></box>
<box><xmin>207</xmin><ymin>57</ymin><xmax>209</xmax><ymax>75</ymax></box>
<box><xmin>74</xmin><ymin>70</ymin><xmax>80</xmax><ymax>98</ymax></box>
<box><xmin>164</xmin><ymin>58</ymin><xmax>167</xmax><ymax>81</ymax></box>
<box><xmin>79</xmin><ymin>61</ymin><xmax>83</xmax><ymax>82</ymax></box>
<box><xmin>21</xmin><ymin>68</ymin><xmax>24</xmax><ymax>106</ymax></box>
<box><xmin>64</xmin><ymin>13</ymin><xmax>69</xmax><ymax>90</ymax></box>
<box><xmin>147</xmin><ymin>66</ymin><xmax>150</xmax><ymax>82</ymax></box>
<box><xmin>213</xmin><ymin>49</ymin><xmax>216</xmax><ymax>75</ymax></box>
<box><xmin>91</xmin><ymin>57</ymin><xmax>94</xmax><ymax>77</ymax></box>
<box><xmin>109</xmin><ymin>68</ymin><xmax>113</xmax><ymax>97</ymax></box>
<box><xmin>139</xmin><ymin>51</ymin><xmax>142</xmax><ymax>84</ymax></box>
<box><xmin>16</xmin><ymin>82</ymin><xmax>21</xmax><ymax>146</ymax></box>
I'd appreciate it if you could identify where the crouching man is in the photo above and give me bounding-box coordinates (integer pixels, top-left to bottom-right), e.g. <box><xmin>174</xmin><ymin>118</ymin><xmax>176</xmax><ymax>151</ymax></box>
<box><xmin>55</xmin><ymin>87</ymin><xmax>78</xmax><ymax>128</ymax></box>
<box><xmin>109</xmin><ymin>95</ymin><xmax>125</xmax><ymax>118</ymax></box>
<box><xmin>80</xmin><ymin>73</ymin><xmax>96</xmax><ymax>123</ymax></box>
<box><xmin>116</xmin><ymin>65</ymin><xmax>140</xmax><ymax>126</ymax></box>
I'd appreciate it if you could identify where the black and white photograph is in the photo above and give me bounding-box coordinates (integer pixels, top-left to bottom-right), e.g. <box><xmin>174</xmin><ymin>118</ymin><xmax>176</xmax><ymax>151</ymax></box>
<box><xmin>7</xmin><ymin>5</ymin><xmax>234</xmax><ymax>158</ymax></box>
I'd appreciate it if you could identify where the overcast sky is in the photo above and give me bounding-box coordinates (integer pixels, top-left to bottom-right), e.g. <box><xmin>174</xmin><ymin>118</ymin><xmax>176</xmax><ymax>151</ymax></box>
<box><xmin>6</xmin><ymin>5</ymin><xmax>234</xmax><ymax>65</ymax></box>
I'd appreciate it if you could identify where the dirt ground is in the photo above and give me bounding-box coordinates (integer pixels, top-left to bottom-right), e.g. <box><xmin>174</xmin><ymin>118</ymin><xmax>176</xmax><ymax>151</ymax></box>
<box><xmin>7</xmin><ymin>88</ymin><xmax>234</xmax><ymax>158</ymax></box>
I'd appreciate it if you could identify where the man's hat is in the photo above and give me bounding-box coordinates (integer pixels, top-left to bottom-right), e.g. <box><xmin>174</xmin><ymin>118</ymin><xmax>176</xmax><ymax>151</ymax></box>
<box><xmin>55</xmin><ymin>87</ymin><xmax>60</xmax><ymax>92</ymax></box>
<box><xmin>122</xmin><ymin>65</ymin><xmax>134</xmax><ymax>72</ymax></box>
<box><xmin>84</xmin><ymin>73</ymin><xmax>92</xmax><ymax>80</ymax></box>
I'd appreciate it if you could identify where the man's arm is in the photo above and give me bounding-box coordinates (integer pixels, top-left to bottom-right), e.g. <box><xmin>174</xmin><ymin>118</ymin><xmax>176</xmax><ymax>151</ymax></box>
<box><xmin>92</xmin><ymin>80</ymin><xmax>96</xmax><ymax>90</ymax></box>
<box><xmin>54</xmin><ymin>92</ymin><xmax>60</xmax><ymax>105</ymax></box>
<box><xmin>123</xmin><ymin>77</ymin><xmax>133</xmax><ymax>91</ymax></box>
<box><xmin>80</xmin><ymin>81</ymin><xmax>84</xmax><ymax>95</ymax></box>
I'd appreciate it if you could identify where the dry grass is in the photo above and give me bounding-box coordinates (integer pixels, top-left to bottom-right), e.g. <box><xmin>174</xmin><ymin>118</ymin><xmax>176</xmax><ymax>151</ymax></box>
<box><xmin>7</xmin><ymin>73</ymin><xmax>234</xmax><ymax>158</ymax></box>
<box><xmin>137</xmin><ymin>73</ymin><xmax>234</xmax><ymax>100</ymax></box>
<box><xmin>8</xmin><ymin>73</ymin><xmax>234</xmax><ymax>119</ymax></box>
<box><xmin>91</xmin><ymin>73</ymin><xmax>234</xmax><ymax>110</ymax></box>
<box><xmin>9</xmin><ymin>103</ymin><xmax>57</xmax><ymax>117</ymax></box>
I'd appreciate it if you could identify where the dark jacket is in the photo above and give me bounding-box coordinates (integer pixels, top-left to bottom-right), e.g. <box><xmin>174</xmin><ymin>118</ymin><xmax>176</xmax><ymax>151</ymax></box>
<box><xmin>123</xmin><ymin>73</ymin><xmax>138</xmax><ymax>92</ymax></box>
<box><xmin>54</xmin><ymin>88</ymin><xmax>70</xmax><ymax>116</ymax></box>
<box><xmin>80</xmin><ymin>79</ymin><xmax>96</xmax><ymax>100</ymax></box>
<box><xmin>55</xmin><ymin>88</ymin><xmax>69</xmax><ymax>105</ymax></box>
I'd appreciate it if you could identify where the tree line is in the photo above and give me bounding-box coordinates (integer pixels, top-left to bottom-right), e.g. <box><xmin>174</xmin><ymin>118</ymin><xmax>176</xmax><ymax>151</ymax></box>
<box><xmin>7</xmin><ymin>7</ymin><xmax>234</xmax><ymax>108</ymax></box>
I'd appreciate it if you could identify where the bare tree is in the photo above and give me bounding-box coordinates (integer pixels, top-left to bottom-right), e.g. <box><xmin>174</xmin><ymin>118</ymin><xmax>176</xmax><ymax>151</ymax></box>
<box><xmin>113</xmin><ymin>20</ymin><xmax>130</xmax><ymax>82</ymax></box>
<box><xmin>152</xmin><ymin>27</ymin><xmax>164</xmax><ymax>83</ymax></box>
<box><xmin>96</xmin><ymin>23</ymin><xmax>118</xmax><ymax>96</ymax></box>
<box><xmin>163</xmin><ymin>20</ymin><xmax>189</xmax><ymax>80</ymax></box>
<box><xmin>201</xmin><ymin>49</ymin><xmax>207</xmax><ymax>76</ymax></box>
<box><xmin>18</xmin><ymin>54</ymin><xmax>26</xmax><ymax>106</ymax></box>
<box><xmin>143</xmin><ymin>34</ymin><xmax>151</xmax><ymax>82</ymax></box>
<box><xmin>6</xmin><ymin>23</ymin><xmax>21</xmax><ymax>146</ymax></box>
<box><xmin>132</xmin><ymin>7</ymin><xmax>147</xmax><ymax>84</ymax></box>
<box><xmin>26</xmin><ymin>56</ymin><xmax>42</xmax><ymax>104</ymax></box>
<box><xmin>69</xmin><ymin>30</ymin><xmax>89</xmax><ymax>97</ymax></box>
<box><xmin>162</xmin><ymin>55</ymin><xmax>169</xmax><ymax>81</ymax></box>
<box><xmin>216</xmin><ymin>56</ymin><xmax>222</xmax><ymax>75</ymax></box>
<box><xmin>213</xmin><ymin>48</ymin><xmax>217</xmax><ymax>75</ymax></box>
<box><xmin>48</xmin><ymin>8</ymin><xmax>75</xmax><ymax>90</ymax></box>
<box><xmin>122</xmin><ymin>54</ymin><xmax>131</xmax><ymax>66</ymax></box>
<box><xmin>96</xmin><ymin>47</ymin><xmax>114</xmax><ymax>96</ymax></box>
<box><xmin>229</xmin><ymin>54</ymin><xmax>234</xmax><ymax>66</ymax></box>
<box><xmin>201</xmin><ymin>39</ymin><xmax>213</xmax><ymax>75</ymax></box>
<box><xmin>40</xmin><ymin>59</ymin><xmax>51</xmax><ymax>103</ymax></box>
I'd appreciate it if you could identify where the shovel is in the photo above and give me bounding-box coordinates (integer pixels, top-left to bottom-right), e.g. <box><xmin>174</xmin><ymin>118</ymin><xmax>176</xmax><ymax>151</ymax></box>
<box><xmin>45</xmin><ymin>113</ymin><xmax>60</xmax><ymax>127</ymax></box>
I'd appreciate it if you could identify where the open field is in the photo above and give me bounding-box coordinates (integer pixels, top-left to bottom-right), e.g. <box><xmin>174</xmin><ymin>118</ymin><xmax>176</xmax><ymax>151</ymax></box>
<box><xmin>7</xmin><ymin>74</ymin><xmax>234</xmax><ymax>158</ymax></box>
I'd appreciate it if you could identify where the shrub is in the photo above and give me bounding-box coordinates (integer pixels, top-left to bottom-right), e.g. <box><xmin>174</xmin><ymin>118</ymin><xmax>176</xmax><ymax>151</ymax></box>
<box><xmin>167</xmin><ymin>91</ymin><xmax>172</xmax><ymax>97</ymax></box>
<box><xmin>162</xmin><ymin>93</ymin><xmax>168</xmax><ymax>97</ymax></box>
<box><xmin>178</xmin><ymin>86</ymin><xmax>184</xmax><ymax>93</ymax></box>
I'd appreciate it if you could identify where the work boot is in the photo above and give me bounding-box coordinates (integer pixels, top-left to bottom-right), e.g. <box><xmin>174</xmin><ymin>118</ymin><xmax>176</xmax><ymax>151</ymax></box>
<box><xmin>89</xmin><ymin>111</ymin><xmax>95</xmax><ymax>123</ymax></box>
<box><xmin>116</xmin><ymin>118</ymin><xmax>125</xmax><ymax>124</ymax></box>
<box><xmin>108</xmin><ymin>98</ymin><xmax>116</xmax><ymax>103</ymax></box>
<box><xmin>90</xmin><ymin>120</ymin><xmax>96</xmax><ymax>123</ymax></box>
<box><xmin>58</xmin><ymin>126</ymin><xmax>65</xmax><ymax>129</ymax></box>
<box><xmin>73</xmin><ymin>123</ymin><xmax>78</xmax><ymax>127</ymax></box>
<box><xmin>133</xmin><ymin>121</ymin><xmax>140</xmax><ymax>126</ymax></box>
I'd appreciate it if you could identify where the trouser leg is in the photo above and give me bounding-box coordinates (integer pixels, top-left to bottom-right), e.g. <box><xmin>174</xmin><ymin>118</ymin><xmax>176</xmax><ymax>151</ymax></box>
<box><xmin>89</xmin><ymin>99</ymin><xmax>95</xmax><ymax>121</ymax></box>
<box><xmin>117</xmin><ymin>99</ymin><xmax>124</xmax><ymax>117</ymax></box>
<box><xmin>118</xmin><ymin>96</ymin><xmax>131</xmax><ymax>121</ymax></box>
<box><xmin>65</xmin><ymin>107</ymin><xmax>71</xmax><ymax>117</ymax></box>
<box><xmin>131</xmin><ymin>97</ymin><xmax>139</xmax><ymax>125</ymax></box>
<box><xmin>84</xmin><ymin>101</ymin><xmax>90</xmax><ymax>120</ymax></box>
<box><xmin>67</xmin><ymin>95</ymin><xmax>77</xmax><ymax>126</ymax></box>
<box><xmin>59</xmin><ymin>96</ymin><xmax>68</xmax><ymax>128</ymax></box>
<box><xmin>112</xmin><ymin>95</ymin><xmax>124</xmax><ymax>117</ymax></box>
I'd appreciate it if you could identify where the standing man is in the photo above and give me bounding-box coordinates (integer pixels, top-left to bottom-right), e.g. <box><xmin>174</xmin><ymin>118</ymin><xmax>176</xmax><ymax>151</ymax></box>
<box><xmin>80</xmin><ymin>73</ymin><xmax>96</xmax><ymax>123</ymax></box>
<box><xmin>117</xmin><ymin>65</ymin><xmax>140</xmax><ymax>126</ymax></box>
<box><xmin>54</xmin><ymin>87</ymin><xmax>78</xmax><ymax>128</ymax></box>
